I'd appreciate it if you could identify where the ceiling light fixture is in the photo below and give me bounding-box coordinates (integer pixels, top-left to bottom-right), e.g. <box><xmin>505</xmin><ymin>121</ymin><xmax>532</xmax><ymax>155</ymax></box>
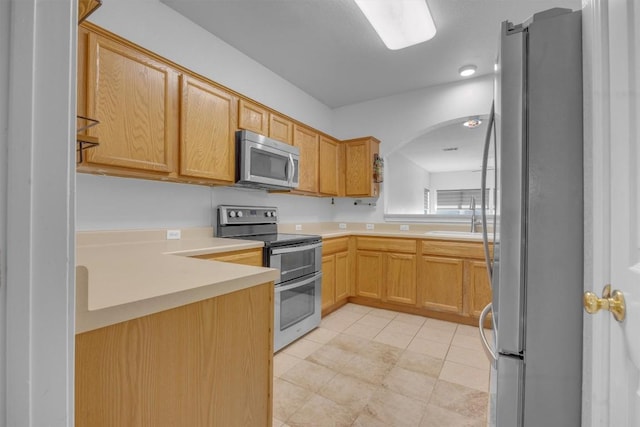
<box><xmin>458</xmin><ymin>65</ymin><xmax>477</xmax><ymax>77</ymax></box>
<box><xmin>442</xmin><ymin>147</ymin><xmax>459</xmax><ymax>152</ymax></box>
<box><xmin>463</xmin><ymin>118</ymin><xmax>482</xmax><ymax>128</ymax></box>
<box><xmin>354</xmin><ymin>0</ymin><xmax>436</xmax><ymax>50</ymax></box>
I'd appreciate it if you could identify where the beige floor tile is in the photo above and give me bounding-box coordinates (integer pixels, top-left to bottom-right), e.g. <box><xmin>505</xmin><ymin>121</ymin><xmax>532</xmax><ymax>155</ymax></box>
<box><xmin>397</xmin><ymin>349</ymin><xmax>444</xmax><ymax>378</ymax></box>
<box><xmin>407</xmin><ymin>336</ymin><xmax>450</xmax><ymax>359</ymax></box>
<box><xmin>287</xmin><ymin>393</ymin><xmax>358</xmax><ymax>427</ymax></box>
<box><xmin>273</xmin><ymin>352</ymin><xmax>303</xmax><ymax>377</ymax></box>
<box><xmin>356</xmin><ymin>313</ymin><xmax>393</xmax><ymax>329</ymax></box>
<box><xmin>451</xmin><ymin>333</ymin><xmax>485</xmax><ymax>351</ymax></box>
<box><xmin>282</xmin><ymin>338</ymin><xmax>323</xmax><ymax>359</ymax></box>
<box><xmin>273</xmin><ymin>378</ymin><xmax>313</xmax><ymax>422</ymax></box>
<box><xmin>394</xmin><ymin>312</ymin><xmax>428</xmax><ymax>326</ymax></box>
<box><xmin>420</xmin><ymin>403</ymin><xmax>485</xmax><ymax>427</ymax></box>
<box><xmin>320</xmin><ymin>314</ymin><xmax>356</xmax><ymax>332</ymax></box>
<box><xmin>304</xmin><ymin>327</ymin><xmax>339</xmax><ymax>344</ymax></box>
<box><xmin>339</xmin><ymin>352</ymin><xmax>394</xmax><ymax>385</ymax></box>
<box><xmin>382</xmin><ymin>319</ymin><xmax>422</xmax><ymax>336</ymax></box>
<box><xmin>439</xmin><ymin>360</ymin><xmax>490</xmax><ymax>392</ymax></box>
<box><xmin>318</xmin><ymin>372</ymin><xmax>378</xmax><ymax>413</ymax></box>
<box><xmin>273</xmin><ymin>418</ymin><xmax>283</xmax><ymax>427</ymax></box>
<box><xmin>342</xmin><ymin>321</ymin><xmax>384</xmax><ymax>339</ymax></box>
<box><xmin>425</xmin><ymin>317</ymin><xmax>459</xmax><ymax>333</ymax></box>
<box><xmin>368</xmin><ymin>307</ymin><xmax>399</xmax><ymax>319</ymax></box>
<box><xmin>416</xmin><ymin>324</ymin><xmax>456</xmax><ymax>345</ymax></box>
<box><xmin>352</xmin><ymin>412</ymin><xmax>389</xmax><ymax>427</ymax></box>
<box><xmin>373</xmin><ymin>329</ymin><xmax>413</xmax><ymax>349</ymax></box>
<box><xmin>340</xmin><ymin>303</ymin><xmax>373</xmax><ymax>315</ymax></box>
<box><xmin>355</xmin><ymin>339</ymin><xmax>404</xmax><ymax>365</ymax></box>
<box><xmin>281</xmin><ymin>359</ymin><xmax>338</xmax><ymax>392</ymax></box>
<box><xmin>327</xmin><ymin>332</ymin><xmax>370</xmax><ymax>354</ymax></box>
<box><xmin>306</xmin><ymin>344</ymin><xmax>355</xmax><ymax>372</ymax></box>
<box><xmin>446</xmin><ymin>345</ymin><xmax>491</xmax><ymax>371</ymax></box>
<box><xmin>363</xmin><ymin>387</ymin><xmax>427</xmax><ymax>427</ymax></box>
<box><xmin>382</xmin><ymin>366</ymin><xmax>437</xmax><ymax>403</ymax></box>
<box><xmin>429</xmin><ymin>380</ymin><xmax>489</xmax><ymax>420</ymax></box>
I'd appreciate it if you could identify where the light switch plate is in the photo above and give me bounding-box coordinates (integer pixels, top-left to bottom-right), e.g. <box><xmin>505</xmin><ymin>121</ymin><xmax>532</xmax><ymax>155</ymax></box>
<box><xmin>166</xmin><ymin>229</ymin><xmax>181</xmax><ymax>240</ymax></box>
<box><xmin>400</xmin><ymin>224</ymin><xmax>409</xmax><ymax>231</ymax></box>
<box><xmin>295</xmin><ymin>224</ymin><xmax>302</xmax><ymax>231</ymax></box>
<box><xmin>366</xmin><ymin>223</ymin><xmax>374</xmax><ymax>230</ymax></box>
<box><xmin>338</xmin><ymin>223</ymin><xmax>347</xmax><ymax>229</ymax></box>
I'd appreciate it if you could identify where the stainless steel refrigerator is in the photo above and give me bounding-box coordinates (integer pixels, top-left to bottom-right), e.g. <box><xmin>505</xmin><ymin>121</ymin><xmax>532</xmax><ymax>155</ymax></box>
<box><xmin>478</xmin><ymin>8</ymin><xmax>584</xmax><ymax>426</ymax></box>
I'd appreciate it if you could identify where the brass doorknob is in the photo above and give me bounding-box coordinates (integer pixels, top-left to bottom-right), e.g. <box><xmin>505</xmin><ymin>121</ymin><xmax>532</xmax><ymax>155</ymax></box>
<box><xmin>583</xmin><ymin>284</ymin><xmax>626</xmax><ymax>322</ymax></box>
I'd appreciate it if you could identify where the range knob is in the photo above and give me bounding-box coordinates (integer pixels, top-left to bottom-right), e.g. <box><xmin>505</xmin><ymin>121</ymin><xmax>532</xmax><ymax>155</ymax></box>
<box><xmin>237</xmin><ymin>211</ymin><xmax>244</xmax><ymax>218</ymax></box>
<box><xmin>271</xmin><ymin>211</ymin><xmax>277</xmax><ymax>218</ymax></box>
<box><xmin>229</xmin><ymin>211</ymin><xmax>236</xmax><ymax>218</ymax></box>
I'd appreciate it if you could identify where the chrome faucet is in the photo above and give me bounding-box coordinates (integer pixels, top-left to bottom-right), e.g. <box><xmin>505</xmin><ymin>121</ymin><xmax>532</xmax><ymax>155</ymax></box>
<box><xmin>469</xmin><ymin>196</ymin><xmax>481</xmax><ymax>233</ymax></box>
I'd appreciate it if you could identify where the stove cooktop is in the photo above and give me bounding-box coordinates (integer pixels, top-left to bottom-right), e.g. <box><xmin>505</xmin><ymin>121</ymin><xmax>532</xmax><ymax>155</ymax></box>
<box><xmin>230</xmin><ymin>233</ymin><xmax>321</xmax><ymax>248</ymax></box>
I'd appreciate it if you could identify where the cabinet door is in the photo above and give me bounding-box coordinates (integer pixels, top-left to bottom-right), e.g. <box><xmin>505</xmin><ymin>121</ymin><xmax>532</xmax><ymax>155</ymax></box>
<box><xmin>293</xmin><ymin>125</ymin><xmax>319</xmax><ymax>193</ymax></box>
<box><xmin>319</xmin><ymin>136</ymin><xmax>339</xmax><ymax>196</ymax></box>
<box><xmin>344</xmin><ymin>137</ymin><xmax>379</xmax><ymax>197</ymax></box>
<box><xmin>419</xmin><ymin>256</ymin><xmax>464</xmax><ymax>313</ymax></box>
<box><xmin>355</xmin><ymin>251</ymin><xmax>383</xmax><ymax>299</ymax></box>
<box><xmin>269</xmin><ymin>113</ymin><xmax>293</xmax><ymax>145</ymax></box>
<box><xmin>180</xmin><ymin>74</ymin><xmax>236</xmax><ymax>183</ymax></box>
<box><xmin>84</xmin><ymin>32</ymin><xmax>178</xmax><ymax>173</ymax></box>
<box><xmin>238</xmin><ymin>98</ymin><xmax>268</xmax><ymax>135</ymax></box>
<box><xmin>469</xmin><ymin>260</ymin><xmax>492</xmax><ymax>318</ymax></box>
<box><xmin>384</xmin><ymin>253</ymin><xmax>417</xmax><ymax>305</ymax></box>
<box><xmin>192</xmin><ymin>248</ymin><xmax>263</xmax><ymax>267</ymax></box>
<box><xmin>335</xmin><ymin>251</ymin><xmax>349</xmax><ymax>302</ymax></box>
<box><xmin>321</xmin><ymin>254</ymin><xmax>336</xmax><ymax>311</ymax></box>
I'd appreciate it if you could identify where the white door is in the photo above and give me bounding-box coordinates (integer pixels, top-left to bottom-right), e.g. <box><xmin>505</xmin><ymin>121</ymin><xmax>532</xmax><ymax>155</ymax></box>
<box><xmin>584</xmin><ymin>0</ymin><xmax>640</xmax><ymax>425</ymax></box>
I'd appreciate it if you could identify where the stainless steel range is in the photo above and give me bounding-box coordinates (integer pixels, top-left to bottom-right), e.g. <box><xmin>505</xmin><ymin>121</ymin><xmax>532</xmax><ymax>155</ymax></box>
<box><xmin>216</xmin><ymin>205</ymin><xmax>322</xmax><ymax>352</ymax></box>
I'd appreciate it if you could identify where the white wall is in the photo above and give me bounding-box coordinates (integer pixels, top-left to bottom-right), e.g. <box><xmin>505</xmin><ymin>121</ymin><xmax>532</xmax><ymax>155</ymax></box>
<box><xmin>0</xmin><ymin>0</ymin><xmax>9</xmax><ymax>420</ymax></box>
<box><xmin>385</xmin><ymin>152</ymin><xmax>430</xmax><ymax>215</ymax></box>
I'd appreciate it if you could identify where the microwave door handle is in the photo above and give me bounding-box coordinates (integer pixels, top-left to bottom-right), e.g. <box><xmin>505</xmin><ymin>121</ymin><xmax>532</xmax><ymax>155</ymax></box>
<box><xmin>287</xmin><ymin>153</ymin><xmax>295</xmax><ymax>186</ymax></box>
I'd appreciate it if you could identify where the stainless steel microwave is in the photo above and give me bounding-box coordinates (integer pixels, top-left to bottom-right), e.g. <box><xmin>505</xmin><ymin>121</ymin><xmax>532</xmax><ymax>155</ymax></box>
<box><xmin>235</xmin><ymin>130</ymin><xmax>300</xmax><ymax>190</ymax></box>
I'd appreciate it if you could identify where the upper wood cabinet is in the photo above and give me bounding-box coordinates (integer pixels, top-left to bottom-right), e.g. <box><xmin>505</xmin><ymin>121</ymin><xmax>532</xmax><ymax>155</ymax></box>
<box><xmin>78</xmin><ymin>0</ymin><xmax>101</xmax><ymax>23</ymax></box>
<box><xmin>344</xmin><ymin>137</ymin><xmax>381</xmax><ymax>198</ymax></box>
<box><xmin>293</xmin><ymin>125</ymin><xmax>319</xmax><ymax>193</ymax></box>
<box><xmin>319</xmin><ymin>135</ymin><xmax>340</xmax><ymax>196</ymax></box>
<box><xmin>238</xmin><ymin>98</ymin><xmax>269</xmax><ymax>135</ymax></box>
<box><xmin>80</xmin><ymin>30</ymin><xmax>179</xmax><ymax>175</ymax></box>
<box><xmin>179</xmin><ymin>74</ymin><xmax>236</xmax><ymax>183</ymax></box>
<box><xmin>269</xmin><ymin>113</ymin><xmax>294</xmax><ymax>145</ymax></box>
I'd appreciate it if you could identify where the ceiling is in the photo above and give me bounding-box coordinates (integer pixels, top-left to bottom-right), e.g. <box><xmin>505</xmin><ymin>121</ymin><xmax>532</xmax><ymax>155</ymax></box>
<box><xmin>161</xmin><ymin>0</ymin><xmax>580</xmax><ymax>173</ymax></box>
<box><xmin>161</xmin><ymin>0</ymin><xmax>580</xmax><ymax>109</ymax></box>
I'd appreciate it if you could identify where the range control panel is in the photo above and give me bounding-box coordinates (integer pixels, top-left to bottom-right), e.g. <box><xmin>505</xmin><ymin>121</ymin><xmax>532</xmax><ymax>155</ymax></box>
<box><xmin>218</xmin><ymin>205</ymin><xmax>279</xmax><ymax>226</ymax></box>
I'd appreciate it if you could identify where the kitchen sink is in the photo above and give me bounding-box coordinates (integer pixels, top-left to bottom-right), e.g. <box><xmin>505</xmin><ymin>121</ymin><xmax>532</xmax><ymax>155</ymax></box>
<box><xmin>423</xmin><ymin>230</ymin><xmax>494</xmax><ymax>241</ymax></box>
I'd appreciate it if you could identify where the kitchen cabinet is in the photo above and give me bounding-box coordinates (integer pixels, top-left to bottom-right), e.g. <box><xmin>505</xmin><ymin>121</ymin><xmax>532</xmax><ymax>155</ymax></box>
<box><xmin>78</xmin><ymin>27</ymin><xmax>179</xmax><ymax>177</ymax></box>
<box><xmin>418</xmin><ymin>256</ymin><xmax>464</xmax><ymax>313</ymax></box>
<box><xmin>192</xmin><ymin>247</ymin><xmax>263</xmax><ymax>267</ymax></box>
<box><xmin>354</xmin><ymin>237</ymin><xmax>417</xmax><ymax>305</ymax></box>
<box><xmin>292</xmin><ymin>124</ymin><xmax>319</xmax><ymax>194</ymax></box>
<box><xmin>179</xmin><ymin>73</ymin><xmax>237</xmax><ymax>184</ymax></box>
<box><xmin>343</xmin><ymin>137</ymin><xmax>381</xmax><ymax>198</ymax></box>
<box><xmin>321</xmin><ymin>237</ymin><xmax>350</xmax><ymax>315</ymax></box>
<box><xmin>269</xmin><ymin>113</ymin><xmax>294</xmax><ymax>145</ymax></box>
<box><xmin>318</xmin><ymin>135</ymin><xmax>340</xmax><ymax>196</ymax></box>
<box><xmin>238</xmin><ymin>98</ymin><xmax>294</xmax><ymax>145</ymax></box>
<box><xmin>76</xmin><ymin>282</ymin><xmax>273</xmax><ymax>427</ymax></box>
<box><xmin>469</xmin><ymin>260</ymin><xmax>492</xmax><ymax>317</ymax></box>
<box><xmin>78</xmin><ymin>0</ymin><xmax>101</xmax><ymax>23</ymax></box>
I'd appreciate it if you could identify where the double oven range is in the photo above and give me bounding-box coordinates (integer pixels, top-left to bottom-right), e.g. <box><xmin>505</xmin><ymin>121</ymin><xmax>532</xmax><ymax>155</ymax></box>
<box><xmin>216</xmin><ymin>205</ymin><xmax>322</xmax><ymax>352</ymax></box>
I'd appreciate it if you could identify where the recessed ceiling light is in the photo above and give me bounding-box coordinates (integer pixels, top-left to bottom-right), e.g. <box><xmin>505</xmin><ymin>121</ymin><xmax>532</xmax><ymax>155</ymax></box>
<box><xmin>442</xmin><ymin>147</ymin><xmax>459</xmax><ymax>152</ymax></box>
<box><xmin>463</xmin><ymin>118</ymin><xmax>482</xmax><ymax>128</ymax></box>
<box><xmin>354</xmin><ymin>0</ymin><xmax>436</xmax><ymax>50</ymax></box>
<box><xmin>458</xmin><ymin>65</ymin><xmax>477</xmax><ymax>77</ymax></box>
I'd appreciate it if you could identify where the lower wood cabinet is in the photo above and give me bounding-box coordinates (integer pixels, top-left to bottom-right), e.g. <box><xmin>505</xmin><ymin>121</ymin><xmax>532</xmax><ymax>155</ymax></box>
<box><xmin>355</xmin><ymin>251</ymin><xmax>384</xmax><ymax>299</ymax></box>
<box><xmin>192</xmin><ymin>248</ymin><xmax>263</xmax><ymax>267</ymax></box>
<box><xmin>385</xmin><ymin>253</ymin><xmax>417</xmax><ymax>305</ymax></box>
<box><xmin>322</xmin><ymin>237</ymin><xmax>350</xmax><ymax>315</ymax></box>
<box><xmin>75</xmin><ymin>282</ymin><xmax>273</xmax><ymax>427</ymax></box>
<box><xmin>469</xmin><ymin>260</ymin><xmax>492</xmax><ymax>317</ymax></box>
<box><xmin>418</xmin><ymin>256</ymin><xmax>464</xmax><ymax>313</ymax></box>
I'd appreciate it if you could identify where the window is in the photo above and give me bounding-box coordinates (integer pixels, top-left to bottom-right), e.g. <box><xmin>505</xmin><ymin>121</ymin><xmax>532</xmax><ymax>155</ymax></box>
<box><xmin>436</xmin><ymin>188</ymin><xmax>489</xmax><ymax>213</ymax></box>
<box><xmin>424</xmin><ymin>188</ymin><xmax>430</xmax><ymax>214</ymax></box>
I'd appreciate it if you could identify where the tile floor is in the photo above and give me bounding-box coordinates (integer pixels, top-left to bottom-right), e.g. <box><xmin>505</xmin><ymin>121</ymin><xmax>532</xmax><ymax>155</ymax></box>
<box><xmin>273</xmin><ymin>303</ymin><xmax>492</xmax><ymax>427</ymax></box>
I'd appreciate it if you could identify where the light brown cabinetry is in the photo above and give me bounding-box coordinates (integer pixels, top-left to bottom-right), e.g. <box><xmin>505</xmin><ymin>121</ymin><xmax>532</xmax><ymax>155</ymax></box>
<box><xmin>237</xmin><ymin>98</ymin><xmax>294</xmax><ymax>145</ymax></box>
<box><xmin>293</xmin><ymin>125</ymin><xmax>319</xmax><ymax>193</ymax></box>
<box><xmin>76</xmin><ymin>282</ymin><xmax>273</xmax><ymax>427</ymax></box>
<box><xmin>78</xmin><ymin>0</ymin><xmax>101</xmax><ymax>23</ymax></box>
<box><xmin>179</xmin><ymin>74</ymin><xmax>237</xmax><ymax>184</ymax></box>
<box><xmin>318</xmin><ymin>135</ymin><xmax>340</xmax><ymax>196</ymax></box>
<box><xmin>79</xmin><ymin>30</ymin><xmax>179</xmax><ymax>176</ymax></box>
<box><xmin>321</xmin><ymin>237</ymin><xmax>350</xmax><ymax>315</ymax></box>
<box><xmin>355</xmin><ymin>237</ymin><xmax>417</xmax><ymax>305</ymax></box>
<box><xmin>192</xmin><ymin>248</ymin><xmax>263</xmax><ymax>267</ymax></box>
<box><xmin>418</xmin><ymin>256</ymin><xmax>464</xmax><ymax>313</ymax></box>
<box><xmin>269</xmin><ymin>113</ymin><xmax>294</xmax><ymax>145</ymax></box>
<box><xmin>343</xmin><ymin>137</ymin><xmax>380</xmax><ymax>198</ymax></box>
<box><xmin>469</xmin><ymin>260</ymin><xmax>492</xmax><ymax>317</ymax></box>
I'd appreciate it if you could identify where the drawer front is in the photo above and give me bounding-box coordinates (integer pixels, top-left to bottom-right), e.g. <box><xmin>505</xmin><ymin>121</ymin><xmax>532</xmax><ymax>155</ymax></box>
<box><xmin>323</xmin><ymin>237</ymin><xmax>349</xmax><ymax>255</ymax></box>
<box><xmin>356</xmin><ymin>237</ymin><xmax>417</xmax><ymax>253</ymax></box>
<box><xmin>421</xmin><ymin>240</ymin><xmax>492</xmax><ymax>260</ymax></box>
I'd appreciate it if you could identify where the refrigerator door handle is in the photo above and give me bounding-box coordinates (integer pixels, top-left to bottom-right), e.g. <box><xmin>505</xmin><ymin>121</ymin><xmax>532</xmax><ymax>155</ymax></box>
<box><xmin>481</xmin><ymin>102</ymin><xmax>496</xmax><ymax>283</ymax></box>
<box><xmin>479</xmin><ymin>302</ymin><xmax>497</xmax><ymax>363</ymax></box>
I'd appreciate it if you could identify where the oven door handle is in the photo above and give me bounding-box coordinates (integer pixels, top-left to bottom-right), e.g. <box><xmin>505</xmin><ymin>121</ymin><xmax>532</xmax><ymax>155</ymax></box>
<box><xmin>271</xmin><ymin>242</ymin><xmax>322</xmax><ymax>255</ymax></box>
<box><xmin>274</xmin><ymin>272</ymin><xmax>322</xmax><ymax>293</ymax></box>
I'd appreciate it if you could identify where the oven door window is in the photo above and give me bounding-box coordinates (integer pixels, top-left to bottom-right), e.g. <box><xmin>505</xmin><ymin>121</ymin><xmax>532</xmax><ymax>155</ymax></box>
<box><xmin>278</xmin><ymin>281</ymin><xmax>316</xmax><ymax>331</ymax></box>
<box><xmin>274</xmin><ymin>248</ymin><xmax>318</xmax><ymax>283</ymax></box>
<box><xmin>250</xmin><ymin>148</ymin><xmax>288</xmax><ymax>181</ymax></box>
